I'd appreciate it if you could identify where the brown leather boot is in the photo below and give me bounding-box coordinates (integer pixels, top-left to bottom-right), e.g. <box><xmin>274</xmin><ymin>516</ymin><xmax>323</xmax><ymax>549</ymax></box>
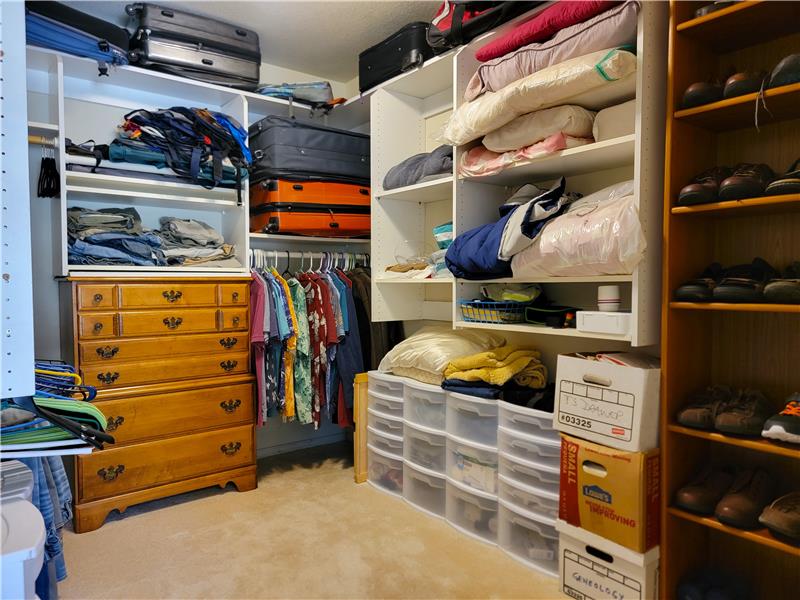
<box><xmin>675</xmin><ymin>466</ymin><xmax>735</xmax><ymax>515</ymax></box>
<box><xmin>715</xmin><ymin>468</ymin><xmax>775</xmax><ymax>529</ymax></box>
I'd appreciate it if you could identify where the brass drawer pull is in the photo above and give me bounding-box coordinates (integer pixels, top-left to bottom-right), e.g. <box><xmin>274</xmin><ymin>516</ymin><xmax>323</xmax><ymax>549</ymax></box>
<box><xmin>163</xmin><ymin>317</ymin><xmax>183</xmax><ymax>329</ymax></box>
<box><xmin>97</xmin><ymin>465</ymin><xmax>125</xmax><ymax>481</ymax></box>
<box><xmin>220</xmin><ymin>360</ymin><xmax>238</xmax><ymax>372</ymax></box>
<box><xmin>219</xmin><ymin>337</ymin><xmax>238</xmax><ymax>349</ymax></box>
<box><xmin>93</xmin><ymin>293</ymin><xmax>104</xmax><ymax>304</ymax></box>
<box><xmin>106</xmin><ymin>416</ymin><xmax>125</xmax><ymax>431</ymax></box>
<box><xmin>220</xmin><ymin>441</ymin><xmax>242</xmax><ymax>456</ymax></box>
<box><xmin>96</xmin><ymin>345</ymin><xmax>119</xmax><ymax>359</ymax></box>
<box><xmin>220</xmin><ymin>399</ymin><xmax>241</xmax><ymax>413</ymax></box>
<box><xmin>93</xmin><ymin>322</ymin><xmax>104</xmax><ymax>333</ymax></box>
<box><xmin>97</xmin><ymin>372</ymin><xmax>119</xmax><ymax>384</ymax></box>
<box><xmin>162</xmin><ymin>290</ymin><xmax>183</xmax><ymax>303</ymax></box>
<box><xmin>232</xmin><ymin>291</ymin><xmax>240</xmax><ymax>302</ymax></box>
<box><xmin>232</xmin><ymin>316</ymin><xmax>241</xmax><ymax>327</ymax></box>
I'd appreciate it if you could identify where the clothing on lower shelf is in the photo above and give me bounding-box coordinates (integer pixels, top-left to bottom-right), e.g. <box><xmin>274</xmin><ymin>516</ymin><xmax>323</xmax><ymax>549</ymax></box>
<box><xmin>443</xmin><ymin>345</ymin><xmax>547</xmax><ymax>389</ymax></box>
<box><xmin>441</xmin><ymin>378</ymin><xmax>546</xmax><ymax>404</ymax></box>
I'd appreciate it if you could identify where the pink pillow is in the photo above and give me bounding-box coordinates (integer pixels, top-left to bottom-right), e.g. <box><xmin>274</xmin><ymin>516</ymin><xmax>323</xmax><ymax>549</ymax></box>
<box><xmin>476</xmin><ymin>1</ymin><xmax>621</xmax><ymax>62</ymax></box>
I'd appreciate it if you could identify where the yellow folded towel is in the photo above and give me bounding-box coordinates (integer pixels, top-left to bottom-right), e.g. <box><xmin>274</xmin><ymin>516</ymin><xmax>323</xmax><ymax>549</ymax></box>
<box><xmin>443</xmin><ymin>345</ymin><xmax>547</xmax><ymax>388</ymax></box>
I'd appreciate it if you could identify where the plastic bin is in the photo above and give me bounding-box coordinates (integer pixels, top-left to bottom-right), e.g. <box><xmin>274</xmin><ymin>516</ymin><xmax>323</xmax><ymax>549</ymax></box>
<box><xmin>498</xmin><ymin>500</ymin><xmax>559</xmax><ymax>577</ymax></box>
<box><xmin>446</xmin><ymin>392</ymin><xmax>499</xmax><ymax>446</ymax></box>
<box><xmin>369</xmin><ymin>389</ymin><xmax>403</xmax><ymax>419</ymax></box>
<box><xmin>367</xmin><ymin>407</ymin><xmax>404</xmax><ymax>438</ymax></box>
<box><xmin>404</xmin><ymin>380</ymin><xmax>446</xmax><ymax>431</ymax></box>
<box><xmin>499</xmin><ymin>474</ymin><xmax>558</xmax><ymax>521</ymax></box>
<box><xmin>499</xmin><ymin>451</ymin><xmax>560</xmax><ymax>496</ymax></box>
<box><xmin>447</xmin><ymin>434</ymin><xmax>498</xmax><ymax>494</ymax></box>
<box><xmin>404</xmin><ymin>421</ymin><xmax>446</xmax><ymax>473</ymax></box>
<box><xmin>446</xmin><ymin>478</ymin><xmax>498</xmax><ymax>545</ymax></box>
<box><xmin>403</xmin><ymin>461</ymin><xmax>446</xmax><ymax>519</ymax></box>
<box><xmin>367</xmin><ymin>426</ymin><xmax>403</xmax><ymax>458</ymax></box>
<box><xmin>498</xmin><ymin>426</ymin><xmax>560</xmax><ymax>470</ymax></box>
<box><xmin>368</xmin><ymin>370</ymin><xmax>405</xmax><ymax>398</ymax></box>
<box><xmin>367</xmin><ymin>444</ymin><xmax>403</xmax><ymax>497</ymax></box>
<box><xmin>498</xmin><ymin>401</ymin><xmax>559</xmax><ymax>442</ymax></box>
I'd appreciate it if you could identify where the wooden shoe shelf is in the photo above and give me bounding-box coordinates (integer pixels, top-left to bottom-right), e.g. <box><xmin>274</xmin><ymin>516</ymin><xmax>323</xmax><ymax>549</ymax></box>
<box><xmin>662</xmin><ymin>2</ymin><xmax>800</xmax><ymax>597</ymax></box>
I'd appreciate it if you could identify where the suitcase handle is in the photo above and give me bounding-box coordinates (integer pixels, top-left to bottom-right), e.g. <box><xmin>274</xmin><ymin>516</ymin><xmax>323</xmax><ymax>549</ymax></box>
<box><xmin>328</xmin><ymin>209</ymin><xmax>339</xmax><ymax>229</ymax></box>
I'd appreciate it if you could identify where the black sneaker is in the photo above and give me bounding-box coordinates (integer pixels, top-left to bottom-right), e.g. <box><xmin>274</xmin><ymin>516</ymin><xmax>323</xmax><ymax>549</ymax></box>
<box><xmin>761</xmin><ymin>393</ymin><xmax>800</xmax><ymax>445</ymax></box>
<box><xmin>764</xmin><ymin>262</ymin><xmax>800</xmax><ymax>304</ymax></box>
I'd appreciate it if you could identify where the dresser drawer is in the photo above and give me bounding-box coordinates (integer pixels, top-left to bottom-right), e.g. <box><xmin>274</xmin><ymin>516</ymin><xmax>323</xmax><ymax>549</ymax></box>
<box><xmin>79</xmin><ymin>332</ymin><xmax>249</xmax><ymax>364</ymax></box>
<box><xmin>118</xmin><ymin>283</ymin><xmax>217</xmax><ymax>308</ymax></box>
<box><xmin>83</xmin><ymin>352</ymin><xmax>249</xmax><ymax>388</ymax></box>
<box><xmin>77</xmin><ymin>424</ymin><xmax>254</xmax><ymax>501</ymax></box>
<box><xmin>77</xmin><ymin>284</ymin><xmax>117</xmax><ymax>311</ymax></box>
<box><xmin>78</xmin><ymin>313</ymin><xmax>117</xmax><ymax>339</ymax></box>
<box><xmin>95</xmin><ymin>383</ymin><xmax>253</xmax><ymax>445</ymax></box>
<box><xmin>118</xmin><ymin>308</ymin><xmax>219</xmax><ymax>337</ymax></box>
<box><xmin>218</xmin><ymin>283</ymin><xmax>249</xmax><ymax>306</ymax></box>
<box><xmin>219</xmin><ymin>307</ymin><xmax>248</xmax><ymax>331</ymax></box>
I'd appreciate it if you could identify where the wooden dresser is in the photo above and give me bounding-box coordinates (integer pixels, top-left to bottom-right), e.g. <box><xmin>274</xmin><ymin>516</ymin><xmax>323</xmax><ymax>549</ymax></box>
<box><xmin>62</xmin><ymin>277</ymin><xmax>257</xmax><ymax>533</ymax></box>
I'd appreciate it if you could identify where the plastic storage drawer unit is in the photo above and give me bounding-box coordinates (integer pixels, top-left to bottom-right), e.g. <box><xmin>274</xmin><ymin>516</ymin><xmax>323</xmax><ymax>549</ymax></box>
<box><xmin>367</xmin><ymin>426</ymin><xmax>403</xmax><ymax>458</ymax></box>
<box><xmin>498</xmin><ymin>401</ymin><xmax>559</xmax><ymax>442</ymax></box>
<box><xmin>403</xmin><ymin>461</ymin><xmax>446</xmax><ymax>519</ymax></box>
<box><xmin>403</xmin><ymin>380</ymin><xmax>446</xmax><ymax>431</ymax></box>
<box><xmin>499</xmin><ymin>451</ymin><xmax>560</xmax><ymax>496</ymax></box>
<box><xmin>404</xmin><ymin>421</ymin><xmax>446</xmax><ymax>473</ymax></box>
<box><xmin>498</xmin><ymin>426</ymin><xmax>560</xmax><ymax>470</ymax></box>
<box><xmin>368</xmin><ymin>444</ymin><xmax>404</xmax><ymax>497</ymax></box>
<box><xmin>446</xmin><ymin>392</ymin><xmax>499</xmax><ymax>446</ymax></box>
<box><xmin>499</xmin><ymin>474</ymin><xmax>559</xmax><ymax>521</ymax></box>
<box><xmin>369</xmin><ymin>389</ymin><xmax>403</xmax><ymax>419</ymax></box>
<box><xmin>498</xmin><ymin>500</ymin><xmax>559</xmax><ymax>577</ymax></box>
<box><xmin>446</xmin><ymin>478</ymin><xmax>498</xmax><ymax>545</ymax></box>
<box><xmin>368</xmin><ymin>370</ymin><xmax>405</xmax><ymax>398</ymax></box>
<box><xmin>447</xmin><ymin>434</ymin><xmax>498</xmax><ymax>495</ymax></box>
<box><xmin>367</xmin><ymin>407</ymin><xmax>404</xmax><ymax>438</ymax></box>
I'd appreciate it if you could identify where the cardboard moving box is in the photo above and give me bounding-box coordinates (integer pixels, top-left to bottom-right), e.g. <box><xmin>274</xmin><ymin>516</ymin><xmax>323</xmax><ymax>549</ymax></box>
<box><xmin>559</xmin><ymin>434</ymin><xmax>660</xmax><ymax>553</ymax></box>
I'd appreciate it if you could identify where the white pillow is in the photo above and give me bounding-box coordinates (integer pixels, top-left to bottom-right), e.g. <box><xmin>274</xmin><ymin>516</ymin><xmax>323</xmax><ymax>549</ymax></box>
<box><xmin>592</xmin><ymin>99</ymin><xmax>637</xmax><ymax>142</ymax></box>
<box><xmin>378</xmin><ymin>325</ymin><xmax>506</xmax><ymax>384</ymax></box>
<box><xmin>483</xmin><ymin>105</ymin><xmax>596</xmax><ymax>153</ymax></box>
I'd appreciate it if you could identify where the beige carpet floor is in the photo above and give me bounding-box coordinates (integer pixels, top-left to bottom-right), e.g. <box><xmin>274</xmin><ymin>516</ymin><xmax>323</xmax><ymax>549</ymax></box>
<box><xmin>59</xmin><ymin>443</ymin><xmax>563</xmax><ymax>599</ymax></box>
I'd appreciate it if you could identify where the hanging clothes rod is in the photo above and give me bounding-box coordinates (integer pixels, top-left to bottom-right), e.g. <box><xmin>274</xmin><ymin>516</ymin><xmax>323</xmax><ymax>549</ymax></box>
<box><xmin>28</xmin><ymin>134</ymin><xmax>58</xmax><ymax>147</ymax></box>
<box><xmin>249</xmin><ymin>249</ymin><xmax>368</xmax><ymax>260</ymax></box>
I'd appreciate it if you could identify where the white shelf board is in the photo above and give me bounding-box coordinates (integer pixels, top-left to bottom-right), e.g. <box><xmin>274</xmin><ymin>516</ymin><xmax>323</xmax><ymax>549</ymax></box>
<box><xmin>250</xmin><ymin>233</ymin><xmax>370</xmax><ymax>244</ymax></box>
<box><xmin>376</xmin><ymin>176</ymin><xmax>454</xmax><ymax>203</ymax></box>
<box><xmin>27</xmin><ymin>121</ymin><xmax>59</xmax><ymax>134</ymax></box>
<box><xmin>350</xmin><ymin>51</ymin><xmax>456</xmax><ymax>102</ymax></box>
<box><xmin>68</xmin><ymin>266</ymin><xmax>247</xmax><ymax>276</ymax></box>
<box><xmin>65</xmin><ymin>171</ymin><xmax>238</xmax><ymax>206</ymax></box>
<box><xmin>454</xmin><ymin>319</ymin><xmax>632</xmax><ymax>342</ymax></box>
<box><xmin>460</xmin><ymin>135</ymin><xmax>636</xmax><ymax>186</ymax></box>
<box><xmin>374</xmin><ymin>278</ymin><xmax>453</xmax><ymax>285</ymax></box>
<box><xmin>457</xmin><ymin>275</ymin><xmax>634</xmax><ymax>284</ymax></box>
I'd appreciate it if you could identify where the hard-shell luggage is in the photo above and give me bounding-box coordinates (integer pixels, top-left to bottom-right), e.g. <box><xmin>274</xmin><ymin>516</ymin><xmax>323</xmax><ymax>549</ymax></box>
<box><xmin>358</xmin><ymin>22</ymin><xmax>434</xmax><ymax>93</ymax></box>
<box><xmin>250</xmin><ymin>179</ymin><xmax>371</xmax><ymax>238</ymax></box>
<box><xmin>25</xmin><ymin>1</ymin><xmax>130</xmax><ymax>75</ymax></box>
<box><xmin>249</xmin><ymin>116</ymin><xmax>370</xmax><ymax>186</ymax></box>
<box><xmin>427</xmin><ymin>1</ymin><xmax>541</xmax><ymax>53</ymax></box>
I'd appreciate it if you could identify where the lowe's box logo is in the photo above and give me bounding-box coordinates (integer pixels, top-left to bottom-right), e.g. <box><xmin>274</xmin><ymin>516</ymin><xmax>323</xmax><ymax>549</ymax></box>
<box><xmin>583</xmin><ymin>484</ymin><xmax>612</xmax><ymax>504</ymax></box>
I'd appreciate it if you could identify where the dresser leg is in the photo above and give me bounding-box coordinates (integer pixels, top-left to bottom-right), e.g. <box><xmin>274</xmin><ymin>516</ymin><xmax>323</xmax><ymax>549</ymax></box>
<box><xmin>225</xmin><ymin>465</ymin><xmax>257</xmax><ymax>492</ymax></box>
<box><xmin>73</xmin><ymin>503</ymin><xmax>114</xmax><ymax>534</ymax></box>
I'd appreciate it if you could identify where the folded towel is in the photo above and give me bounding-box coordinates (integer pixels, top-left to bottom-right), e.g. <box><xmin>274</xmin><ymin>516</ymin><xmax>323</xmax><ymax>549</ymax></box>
<box><xmin>443</xmin><ymin>345</ymin><xmax>547</xmax><ymax>388</ymax></box>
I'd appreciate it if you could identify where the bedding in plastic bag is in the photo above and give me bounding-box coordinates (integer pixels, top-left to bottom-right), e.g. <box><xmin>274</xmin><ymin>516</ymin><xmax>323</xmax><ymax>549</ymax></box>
<box><xmin>510</xmin><ymin>180</ymin><xmax>646</xmax><ymax>277</ymax></box>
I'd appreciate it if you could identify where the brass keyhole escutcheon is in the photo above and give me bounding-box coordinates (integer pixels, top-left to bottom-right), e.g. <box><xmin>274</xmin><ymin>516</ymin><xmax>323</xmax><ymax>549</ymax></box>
<box><xmin>162</xmin><ymin>290</ymin><xmax>183</xmax><ymax>303</ymax></box>
<box><xmin>220</xmin><ymin>399</ymin><xmax>241</xmax><ymax>413</ymax></box>
<box><xmin>106</xmin><ymin>416</ymin><xmax>125</xmax><ymax>431</ymax></box>
<box><xmin>96</xmin><ymin>345</ymin><xmax>119</xmax><ymax>359</ymax></box>
<box><xmin>220</xmin><ymin>360</ymin><xmax>238</xmax><ymax>372</ymax></box>
<box><xmin>219</xmin><ymin>337</ymin><xmax>238</xmax><ymax>349</ymax></box>
<box><xmin>97</xmin><ymin>465</ymin><xmax>125</xmax><ymax>481</ymax></box>
<box><xmin>220</xmin><ymin>442</ymin><xmax>241</xmax><ymax>456</ymax></box>
<box><xmin>163</xmin><ymin>317</ymin><xmax>183</xmax><ymax>329</ymax></box>
<box><xmin>97</xmin><ymin>372</ymin><xmax>119</xmax><ymax>384</ymax></box>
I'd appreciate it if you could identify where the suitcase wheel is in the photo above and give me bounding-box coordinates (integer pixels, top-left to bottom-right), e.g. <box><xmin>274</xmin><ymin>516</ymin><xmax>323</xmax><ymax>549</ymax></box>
<box><xmin>267</xmin><ymin>218</ymin><xmax>280</xmax><ymax>233</ymax></box>
<box><xmin>124</xmin><ymin>3</ymin><xmax>143</xmax><ymax>16</ymax></box>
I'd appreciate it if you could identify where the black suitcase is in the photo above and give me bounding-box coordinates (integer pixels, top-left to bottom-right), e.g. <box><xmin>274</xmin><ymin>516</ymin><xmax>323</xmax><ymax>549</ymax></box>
<box><xmin>249</xmin><ymin>116</ymin><xmax>370</xmax><ymax>186</ymax></box>
<box><xmin>358</xmin><ymin>22</ymin><xmax>434</xmax><ymax>93</ymax></box>
<box><xmin>128</xmin><ymin>31</ymin><xmax>260</xmax><ymax>89</ymax></box>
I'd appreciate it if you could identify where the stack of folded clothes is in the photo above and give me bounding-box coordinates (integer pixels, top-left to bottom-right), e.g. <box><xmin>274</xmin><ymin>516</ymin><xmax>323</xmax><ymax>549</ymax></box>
<box><xmin>158</xmin><ymin>216</ymin><xmax>237</xmax><ymax>266</ymax></box>
<box><xmin>382</xmin><ymin>145</ymin><xmax>453</xmax><ymax>190</ymax></box>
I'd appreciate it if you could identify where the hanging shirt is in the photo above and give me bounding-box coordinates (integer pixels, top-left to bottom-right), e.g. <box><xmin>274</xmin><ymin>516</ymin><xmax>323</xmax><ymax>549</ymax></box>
<box><xmin>329</xmin><ymin>271</ymin><xmax>349</xmax><ymax>334</ymax></box>
<box><xmin>298</xmin><ymin>273</ymin><xmax>328</xmax><ymax>429</ymax></box>
<box><xmin>249</xmin><ymin>271</ymin><xmax>268</xmax><ymax>425</ymax></box>
<box><xmin>288</xmin><ymin>278</ymin><xmax>312</xmax><ymax>425</ymax></box>
<box><xmin>272</xmin><ymin>269</ymin><xmax>298</xmax><ymax>420</ymax></box>
<box><xmin>333</xmin><ymin>270</ymin><xmax>364</xmax><ymax>410</ymax></box>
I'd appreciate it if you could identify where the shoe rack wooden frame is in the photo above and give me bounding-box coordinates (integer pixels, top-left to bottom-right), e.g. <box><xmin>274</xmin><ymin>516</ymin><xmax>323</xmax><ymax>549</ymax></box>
<box><xmin>661</xmin><ymin>2</ymin><xmax>800</xmax><ymax>598</ymax></box>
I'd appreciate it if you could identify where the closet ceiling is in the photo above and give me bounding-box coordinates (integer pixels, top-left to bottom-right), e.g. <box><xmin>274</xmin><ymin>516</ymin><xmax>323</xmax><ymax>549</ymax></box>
<box><xmin>70</xmin><ymin>0</ymin><xmax>441</xmax><ymax>81</ymax></box>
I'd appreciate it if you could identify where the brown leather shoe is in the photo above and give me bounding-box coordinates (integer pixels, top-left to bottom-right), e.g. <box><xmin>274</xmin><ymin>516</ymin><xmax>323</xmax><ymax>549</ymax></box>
<box><xmin>718</xmin><ymin>163</ymin><xmax>775</xmax><ymax>201</ymax></box>
<box><xmin>759</xmin><ymin>492</ymin><xmax>800</xmax><ymax>541</ymax></box>
<box><xmin>675</xmin><ymin>466</ymin><xmax>735</xmax><ymax>515</ymax></box>
<box><xmin>715</xmin><ymin>468</ymin><xmax>775</xmax><ymax>529</ymax></box>
<box><xmin>677</xmin><ymin>166</ymin><xmax>733</xmax><ymax>206</ymax></box>
<box><xmin>723</xmin><ymin>72</ymin><xmax>766</xmax><ymax>99</ymax></box>
<box><xmin>682</xmin><ymin>81</ymin><xmax>724</xmax><ymax>109</ymax></box>
<box><xmin>676</xmin><ymin>385</ymin><xmax>735</xmax><ymax>429</ymax></box>
<box><xmin>714</xmin><ymin>389</ymin><xmax>772</xmax><ymax>436</ymax></box>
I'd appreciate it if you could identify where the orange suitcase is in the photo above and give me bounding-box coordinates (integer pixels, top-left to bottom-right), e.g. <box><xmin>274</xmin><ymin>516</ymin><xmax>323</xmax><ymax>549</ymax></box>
<box><xmin>249</xmin><ymin>179</ymin><xmax>370</xmax><ymax>237</ymax></box>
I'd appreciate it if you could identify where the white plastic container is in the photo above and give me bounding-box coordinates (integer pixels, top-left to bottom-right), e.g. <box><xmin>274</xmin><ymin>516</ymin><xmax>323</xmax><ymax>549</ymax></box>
<box><xmin>367</xmin><ymin>444</ymin><xmax>404</xmax><ymax>497</ymax></box>
<box><xmin>1</xmin><ymin>501</ymin><xmax>46</xmax><ymax>600</ymax></box>
<box><xmin>498</xmin><ymin>401</ymin><xmax>559</xmax><ymax>442</ymax></box>
<box><xmin>445</xmin><ymin>478</ymin><xmax>498</xmax><ymax>545</ymax></box>
<box><xmin>367</xmin><ymin>426</ymin><xmax>403</xmax><ymax>458</ymax></box>
<box><xmin>368</xmin><ymin>389</ymin><xmax>404</xmax><ymax>419</ymax></box>
<box><xmin>368</xmin><ymin>370</ymin><xmax>405</xmax><ymax>398</ymax></box>
<box><xmin>498</xmin><ymin>426</ymin><xmax>560</xmax><ymax>470</ymax></box>
<box><xmin>498</xmin><ymin>500</ymin><xmax>559</xmax><ymax>577</ymax></box>
<box><xmin>499</xmin><ymin>474</ymin><xmax>559</xmax><ymax>521</ymax></box>
<box><xmin>404</xmin><ymin>379</ymin><xmax>446</xmax><ymax>431</ymax></box>
<box><xmin>403</xmin><ymin>460</ymin><xmax>446</xmax><ymax>519</ymax></box>
<box><xmin>499</xmin><ymin>451</ymin><xmax>560</xmax><ymax>496</ymax></box>
<box><xmin>404</xmin><ymin>421</ymin><xmax>447</xmax><ymax>473</ymax></box>
<box><xmin>367</xmin><ymin>407</ymin><xmax>404</xmax><ymax>438</ymax></box>
<box><xmin>446</xmin><ymin>392</ymin><xmax>499</xmax><ymax>446</ymax></box>
<box><xmin>447</xmin><ymin>434</ymin><xmax>498</xmax><ymax>495</ymax></box>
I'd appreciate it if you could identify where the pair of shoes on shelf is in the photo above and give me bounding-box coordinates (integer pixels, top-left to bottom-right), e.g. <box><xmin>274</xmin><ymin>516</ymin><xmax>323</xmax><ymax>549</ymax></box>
<box><xmin>674</xmin><ymin>258</ymin><xmax>800</xmax><ymax>304</ymax></box>
<box><xmin>677</xmin><ymin>159</ymin><xmax>800</xmax><ymax>206</ymax></box>
<box><xmin>681</xmin><ymin>53</ymin><xmax>800</xmax><ymax>110</ymax></box>
<box><xmin>677</xmin><ymin>567</ymin><xmax>749</xmax><ymax>600</ymax></box>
